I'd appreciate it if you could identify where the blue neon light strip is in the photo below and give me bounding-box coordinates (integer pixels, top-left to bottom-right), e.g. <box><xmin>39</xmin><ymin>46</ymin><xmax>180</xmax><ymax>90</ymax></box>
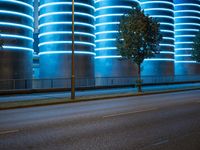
<box><xmin>95</xmin><ymin>0</ymin><xmax>140</xmax><ymax>3</ymax></box>
<box><xmin>175</xmin><ymin>23</ymin><xmax>200</xmax><ymax>26</ymax></box>
<box><xmin>95</xmin><ymin>47</ymin><xmax>117</xmax><ymax>51</ymax></box>
<box><xmin>175</xmin><ymin>16</ymin><xmax>200</xmax><ymax>20</ymax></box>
<box><xmin>39</xmin><ymin>41</ymin><xmax>95</xmax><ymax>47</ymax></box>
<box><xmin>160</xmin><ymin>23</ymin><xmax>174</xmax><ymax>27</ymax></box>
<box><xmin>95</xmin><ymin>14</ymin><xmax>124</xmax><ymax>19</ymax></box>
<box><xmin>160</xmin><ymin>44</ymin><xmax>175</xmax><ymax>47</ymax></box>
<box><xmin>1</xmin><ymin>34</ymin><xmax>34</xmax><ymax>42</ymax></box>
<box><xmin>6</xmin><ymin>0</ymin><xmax>33</xmax><ymax>10</ymax></box>
<box><xmin>39</xmin><ymin>12</ymin><xmax>94</xmax><ymax>20</ymax></box>
<box><xmin>95</xmin><ymin>39</ymin><xmax>116</xmax><ymax>43</ymax></box>
<box><xmin>175</xmin><ymin>42</ymin><xmax>193</xmax><ymax>44</ymax></box>
<box><xmin>175</xmin><ymin>61</ymin><xmax>197</xmax><ymax>63</ymax></box>
<box><xmin>39</xmin><ymin>31</ymin><xmax>95</xmax><ymax>38</ymax></box>
<box><xmin>95</xmin><ymin>55</ymin><xmax>121</xmax><ymax>59</ymax></box>
<box><xmin>175</xmin><ymin>54</ymin><xmax>192</xmax><ymax>57</ymax></box>
<box><xmin>95</xmin><ymin>56</ymin><xmax>174</xmax><ymax>61</ymax></box>
<box><xmin>95</xmin><ymin>31</ymin><xmax>118</xmax><ymax>35</ymax></box>
<box><xmin>175</xmin><ymin>29</ymin><xmax>199</xmax><ymax>32</ymax></box>
<box><xmin>3</xmin><ymin>46</ymin><xmax>33</xmax><ymax>51</ymax></box>
<box><xmin>0</xmin><ymin>22</ymin><xmax>34</xmax><ymax>31</ymax></box>
<box><xmin>141</xmin><ymin>1</ymin><xmax>174</xmax><ymax>6</ymax></box>
<box><xmin>175</xmin><ymin>35</ymin><xmax>195</xmax><ymax>37</ymax></box>
<box><xmin>95</xmin><ymin>22</ymin><xmax>119</xmax><ymax>27</ymax></box>
<box><xmin>0</xmin><ymin>10</ymin><xmax>33</xmax><ymax>21</ymax></box>
<box><xmin>38</xmin><ymin>22</ymin><xmax>94</xmax><ymax>29</ymax></box>
<box><xmin>175</xmin><ymin>10</ymin><xmax>200</xmax><ymax>14</ymax></box>
<box><xmin>175</xmin><ymin>3</ymin><xmax>200</xmax><ymax>8</ymax></box>
<box><xmin>175</xmin><ymin>48</ymin><xmax>192</xmax><ymax>51</ymax></box>
<box><xmin>39</xmin><ymin>51</ymin><xmax>96</xmax><ymax>56</ymax></box>
<box><xmin>161</xmin><ymin>30</ymin><xmax>175</xmax><ymax>34</ymax></box>
<box><xmin>160</xmin><ymin>51</ymin><xmax>175</xmax><ymax>54</ymax></box>
<box><xmin>39</xmin><ymin>2</ymin><xmax>95</xmax><ymax>11</ymax></box>
<box><xmin>163</xmin><ymin>37</ymin><xmax>175</xmax><ymax>41</ymax></box>
<box><xmin>144</xmin><ymin>8</ymin><xmax>174</xmax><ymax>13</ymax></box>
<box><xmin>95</xmin><ymin>49</ymin><xmax>175</xmax><ymax>55</ymax></box>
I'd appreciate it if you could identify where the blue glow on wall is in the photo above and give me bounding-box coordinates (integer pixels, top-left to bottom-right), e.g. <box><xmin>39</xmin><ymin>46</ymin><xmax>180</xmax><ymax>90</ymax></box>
<box><xmin>1</xmin><ymin>0</ymin><xmax>200</xmax><ymax>80</ymax></box>
<box><xmin>0</xmin><ymin>0</ymin><xmax>34</xmax><ymax>52</ymax></box>
<box><xmin>94</xmin><ymin>0</ymin><xmax>140</xmax><ymax>77</ymax></box>
<box><xmin>39</xmin><ymin>0</ymin><xmax>95</xmax><ymax>78</ymax></box>
<box><xmin>174</xmin><ymin>0</ymin><xmax>200</xmax><ymax>75</ymax></box>
<box><xmin>0</xmin><ymin>0</ymin><xmax>33</xmax><ymax>80</ymax></box>
<box><xmin>140</xmin><ymin>0</ymin><xmax>175</xmax><ymax>76</ymax></box>
<box><xmin>175</xmin><ymin>0</ymin><xmax>200</xmax><ymax>62</ymax></box>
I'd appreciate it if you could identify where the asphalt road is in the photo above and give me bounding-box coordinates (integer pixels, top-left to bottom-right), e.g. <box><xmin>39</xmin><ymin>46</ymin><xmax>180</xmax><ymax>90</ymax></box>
<box><xmin>0</xmin><ymin>90</ymin><xmax>200</xmax><ymax>150</ymax></box>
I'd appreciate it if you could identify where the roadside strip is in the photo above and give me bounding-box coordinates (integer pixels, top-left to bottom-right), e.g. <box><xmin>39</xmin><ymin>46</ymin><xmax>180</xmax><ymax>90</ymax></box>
<box><xmin>0</xmin><ymin>86</ymin><xmax>200</xmax><ymax>110</ymax></box>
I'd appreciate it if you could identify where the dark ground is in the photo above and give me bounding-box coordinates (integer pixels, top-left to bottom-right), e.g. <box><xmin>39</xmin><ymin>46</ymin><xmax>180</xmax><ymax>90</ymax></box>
<box><xmin>0</xmin><ymin>90</ymin><xmax>200</xmax><ymax>150</ymax></box>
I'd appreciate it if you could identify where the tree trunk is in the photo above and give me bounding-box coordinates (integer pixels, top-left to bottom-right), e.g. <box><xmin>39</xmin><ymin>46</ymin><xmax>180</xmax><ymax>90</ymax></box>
<box><xmin>137</xmin><ymin>63</ymin><xmax>142</xmax><ymax>93</ymax></box>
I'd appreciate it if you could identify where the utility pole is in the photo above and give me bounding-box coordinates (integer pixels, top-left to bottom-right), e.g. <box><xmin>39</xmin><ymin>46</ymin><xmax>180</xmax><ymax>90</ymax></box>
<box><xmin>71</xmin><ymin>0</ymin><xmax>75</xmax><ymax>99</ymax></box>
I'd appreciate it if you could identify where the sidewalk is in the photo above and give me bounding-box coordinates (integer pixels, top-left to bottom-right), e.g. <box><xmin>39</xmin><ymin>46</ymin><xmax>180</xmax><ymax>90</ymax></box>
<box><xmin>0</xmin><ymin>83</ymin><xmax>200</xmax><ymax>110</ymax></box>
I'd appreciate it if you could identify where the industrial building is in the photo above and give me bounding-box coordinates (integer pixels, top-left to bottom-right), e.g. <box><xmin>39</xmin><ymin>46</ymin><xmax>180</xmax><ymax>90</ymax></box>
<box><xmin>0</xmin><ymin>0</ymin><xmax>199</xmax><ymax>89</ymax></box>
<box><xmin>0</xmin><ymin>0</ymin><xmax>33</xmax><ymax>80</ymax></box>
<box><xmin>174</xmin><ymin>0</ymin><xmax>200</xmax><ymax>75</ymax></box>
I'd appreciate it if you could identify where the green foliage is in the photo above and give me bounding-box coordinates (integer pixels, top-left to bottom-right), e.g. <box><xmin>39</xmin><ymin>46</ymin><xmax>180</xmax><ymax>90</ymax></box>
<box><xmin>192</xmin><ymin>31</ymin><xmax>200</xmax><ymax>62</ymax></box>
<box><xmin>116</xmin><ymin>7</ymin><xmax>162</xmax><ymax>66</ymax></box>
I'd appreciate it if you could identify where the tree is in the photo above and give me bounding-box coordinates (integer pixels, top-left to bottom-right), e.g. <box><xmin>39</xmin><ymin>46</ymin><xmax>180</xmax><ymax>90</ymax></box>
<box><xmin>116</xmin><ymin>7</ymin><xmax>162</xmax><ymax>92</ymax></box>
<box><xmin>192</xmin><ymin>31</ymin><xmax>200</xmax><ymax>62</ymax></box>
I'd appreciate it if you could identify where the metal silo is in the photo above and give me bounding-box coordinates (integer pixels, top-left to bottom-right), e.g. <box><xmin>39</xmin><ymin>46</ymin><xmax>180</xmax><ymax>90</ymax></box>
<box><xmin>0</xmin><ymin>0</ymin><xmax>33</xmax><ymax>89</ymax></box>
<box><xmin>141</xmin><ymin>0</ymin><xmax>175</xmax><ymax>76</ymax></box>
<box><xmin>94</xmin><ymin>0</ymin><xmax>139</xmax><ymax>78</ymax></box>
<box><xmin>174</xmin><ymin>0</ymin><xmax>200</xmax><ymax>75</ymax></box>
<box><xmin>39</xmin><ymin>0</ymin><xmax>95</xmax><ymax>80</ymax></box>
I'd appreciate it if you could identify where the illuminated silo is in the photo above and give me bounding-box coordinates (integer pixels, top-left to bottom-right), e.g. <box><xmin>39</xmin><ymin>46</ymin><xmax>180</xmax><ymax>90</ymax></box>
<box><xmin>174</xmin><ymin>0</ymin><xmax>200</xmax><ymax>75</ymax></box>
<box><xmin>0</xmin><ymin>0</ymin><xmax>33</xmax><ymax>81</ymax></box>
<box><xmin>140</xmin><ymin>0</ymin><xmax>175</xmax><ymax>76</ymax></box>
<box><xmin>94</xmin><ymin>0</ymin><xmax>139</xmax><ymax>78</ymax></box>
<box><xmin>39</xmin><ymin>0</ymin><xmax>95</xmax><ymax>79</ymax></box>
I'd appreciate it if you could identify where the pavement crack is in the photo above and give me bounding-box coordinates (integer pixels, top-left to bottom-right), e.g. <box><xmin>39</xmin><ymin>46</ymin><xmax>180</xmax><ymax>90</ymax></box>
<box><xmin>152</xmin><ymin>139</ymin><xmax>169</xmax><ymax>146</ymax></box>
<box><xmin>0</xmin><ymin>129</ymin><xmax>19</xmax><ymax>135</ymax></box>
<box><xmin>102</xmin><ymin>108</ymin><xmax>157</xmax><ymax>118</ymax></box>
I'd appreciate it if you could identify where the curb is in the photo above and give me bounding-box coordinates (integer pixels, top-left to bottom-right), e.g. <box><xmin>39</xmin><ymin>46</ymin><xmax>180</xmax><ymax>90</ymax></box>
<box><xmin>0</xmin><ymin>87</ymin><xmax>200</xmax><ymax>110</ymax></box>
<box><xmin>1</xmin><ymin>81</ymin><xmax>200</xmax><ymax>96</ymax></box>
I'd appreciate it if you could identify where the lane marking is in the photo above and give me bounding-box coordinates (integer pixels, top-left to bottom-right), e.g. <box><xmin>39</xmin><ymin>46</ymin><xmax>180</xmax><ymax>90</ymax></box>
<box><xmin>152</xmin><ymin>139</ymin><xmax>169</xmax><ymax>146</ymax></box>
<box><xmin>0</xmin><ymin>130</ymin><xmax>19</xmax><ymax>135</ymax></box>
<box><xmin>103</xmin><ymin>108</ymin><xmax>157</xmax><ymax>118</ymax></box>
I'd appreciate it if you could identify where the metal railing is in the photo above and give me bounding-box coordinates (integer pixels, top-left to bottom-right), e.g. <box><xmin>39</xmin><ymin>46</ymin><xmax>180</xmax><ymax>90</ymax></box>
<box><xmin>0</xmin><ymin>75</ymin><xmax>200</xmax><ymax>91</ymax></box>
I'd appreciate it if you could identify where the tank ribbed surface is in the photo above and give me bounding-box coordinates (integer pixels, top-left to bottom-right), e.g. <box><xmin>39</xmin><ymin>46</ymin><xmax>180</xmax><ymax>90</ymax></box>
<box><xmin>140</xmin><ymin>0</ymin><xmax>175</xmax><ymax>76</ymax></box>
<box><xmin>94</xmin><ymin>0</ymin><xmax>139</xmax><ymax>77</ymax></box>
<box><xmin>39</xmin><ymin>0</ymin><xmax>95</xmax><ymax>78</ymax></box>
<box><xmin>174</xmin><ymin>0</ymin><xmax>200</xmax><ymax>75</ymax></box>
<box><xmin>0</xmin><ymin>0</ymin><xmax>33</xmax><ymax>80</ymax></box>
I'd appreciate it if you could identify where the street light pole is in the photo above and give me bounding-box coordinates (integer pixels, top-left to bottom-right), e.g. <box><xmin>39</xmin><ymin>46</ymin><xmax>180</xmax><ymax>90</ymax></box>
<box><xmin>71</xmin><ymin>0</ymin><xmax>75</xmax><ymax>99</ymax></box>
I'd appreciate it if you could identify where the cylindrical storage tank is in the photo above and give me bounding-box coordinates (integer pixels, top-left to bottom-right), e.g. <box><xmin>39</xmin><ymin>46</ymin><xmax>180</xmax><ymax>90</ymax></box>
<box><xmin>0</xmin><ymin>0</ymin><xmax>33</xmax><ymax>89</ymax></box>
<box><xmin>39</xmin><ymin>0</ymin><xmax>95</xmax><ymax>81</ymax></box>
<box><xmin>174</xmin><ymin>0</ymin><xmax>200</xmax><ymax>75</ymax></box>
<box><xmin>140</xmin><ymin>0</ymin><xmax>175</xmax><ymax>76</ymax></box>
<box><xmin>94</xmin><ymin>0</ymin><xmax>139</xmax><ymax>78</ymax></box>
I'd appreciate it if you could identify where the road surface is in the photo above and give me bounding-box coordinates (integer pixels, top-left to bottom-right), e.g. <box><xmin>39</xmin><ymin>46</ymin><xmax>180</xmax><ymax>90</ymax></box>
<box><xmin>0</xmin><ymin>90</ymin><xmax>200</xmax><ymax>150</ymax></box>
